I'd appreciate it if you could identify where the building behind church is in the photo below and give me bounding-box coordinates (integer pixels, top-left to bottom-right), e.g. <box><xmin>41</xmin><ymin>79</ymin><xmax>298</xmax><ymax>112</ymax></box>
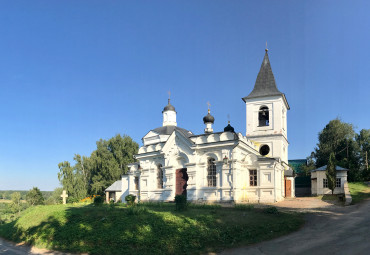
<box><xmin>106</xmin><ymin>49</ymin><xmax>295</xmax><ymax>203</ymax></box>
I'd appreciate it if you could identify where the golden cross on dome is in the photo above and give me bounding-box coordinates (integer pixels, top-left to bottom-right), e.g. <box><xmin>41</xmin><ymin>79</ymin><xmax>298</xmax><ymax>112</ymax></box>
<box><xmin>227</xmin><ymin>114</ymin><xmax>230</xmax><ymax>124</ymax></box>
<box><xmin>207</xmin><ymin>101</ymin><xmax>211</xmax><ymax>113</ymax></box>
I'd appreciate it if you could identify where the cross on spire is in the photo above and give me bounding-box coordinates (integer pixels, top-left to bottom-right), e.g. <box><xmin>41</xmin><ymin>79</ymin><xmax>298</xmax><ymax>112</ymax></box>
<box><xmin>265</xmin><ymin>41</ymin><xmax>268</xmax><ymax>52</ymax></box>
<box><xmin>168</xmin><ymin>90</ymin><xmax>171</xmax><ymax>104</ymax></box>
<box><xmin>227</xmin><ymin>114</ymin><xmax>230</xmax><ymax>124</ymax></box>
<box><xmin>207</xmin><ymin>101</ymin><xmax>211</xmax><ymax>113</ymax></box>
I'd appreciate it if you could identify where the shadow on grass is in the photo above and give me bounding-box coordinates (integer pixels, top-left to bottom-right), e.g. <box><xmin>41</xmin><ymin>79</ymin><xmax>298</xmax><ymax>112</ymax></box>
<box><xmin>0</xmin><ymin>204</ymin><xmax>304</xmax><ymax>255</ymax></box>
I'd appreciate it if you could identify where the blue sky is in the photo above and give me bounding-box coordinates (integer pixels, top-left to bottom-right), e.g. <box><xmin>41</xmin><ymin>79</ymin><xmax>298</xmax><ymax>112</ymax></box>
<box><xmin>0</xmin><ymin>1</ymin><xmax>369</xmax><ymax>191</ymax></box>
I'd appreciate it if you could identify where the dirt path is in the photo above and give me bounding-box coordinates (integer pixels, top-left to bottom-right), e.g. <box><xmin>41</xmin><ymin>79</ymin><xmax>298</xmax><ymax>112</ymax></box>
<box><xmin>218</xmin><ymin>199</ymin><xmax>370</xmax><ymax>255</ymax></box>
<box><xmin>0</xmin><ymin>238</ymin><xmax>76</xmax><ymax>255</ymax></box>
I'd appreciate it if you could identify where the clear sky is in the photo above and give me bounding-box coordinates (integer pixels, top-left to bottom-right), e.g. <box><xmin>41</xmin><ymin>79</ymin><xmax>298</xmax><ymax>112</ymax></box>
<box><xmin>0</xmin><ymin>1</ymin><xmax>369</xmax><ymax>191</ymax></box>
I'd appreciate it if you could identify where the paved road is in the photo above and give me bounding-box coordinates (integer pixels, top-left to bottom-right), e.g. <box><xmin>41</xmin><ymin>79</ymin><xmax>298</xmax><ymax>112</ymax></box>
<box><xmin>220</xmin><ymin>199</ymin><xmax>370</xmax><ymax>255</ymax></box>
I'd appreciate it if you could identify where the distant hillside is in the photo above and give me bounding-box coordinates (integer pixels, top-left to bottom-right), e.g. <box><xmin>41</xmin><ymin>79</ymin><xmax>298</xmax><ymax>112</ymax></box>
<box><xmin>0</xmin><ymin>190</ymin><xmax>53</xmax><ymax>200</ymax></box>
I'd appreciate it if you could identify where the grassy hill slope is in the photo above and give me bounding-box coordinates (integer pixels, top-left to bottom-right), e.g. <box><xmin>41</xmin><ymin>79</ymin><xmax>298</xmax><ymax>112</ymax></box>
<box><xmin>0</xmin><ymin>204</ymin><xmax>303</xmax><ymax>254</ymax></box>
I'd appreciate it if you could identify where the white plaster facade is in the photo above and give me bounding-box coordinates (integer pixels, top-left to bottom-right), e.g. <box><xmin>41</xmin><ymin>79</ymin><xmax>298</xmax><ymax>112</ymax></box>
<box><xmin>106</xmin><ymin>50</ymin><xmax>295</xmax><ymax>203</ymax></box>
<box><xmin>311</xmin><ymin>166</ymin><xmax>348</xmax><ymax>195</ymax></box>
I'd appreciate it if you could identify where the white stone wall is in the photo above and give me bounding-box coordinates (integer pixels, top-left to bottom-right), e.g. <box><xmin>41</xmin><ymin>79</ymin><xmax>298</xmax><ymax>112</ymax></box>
<box><xmin>244</xmin><ymin>96</ymin><xmax>289</xmax><ymax>164</ymax></box>
<box><xmin>124</xmin><ymin>130</ymin><xmax>287</xmax><ymax>203</ymax></box>
<box><xmin>311</xmin><ymin>170</ymin><xmax>348</xmax><ymax>195</ymax></box>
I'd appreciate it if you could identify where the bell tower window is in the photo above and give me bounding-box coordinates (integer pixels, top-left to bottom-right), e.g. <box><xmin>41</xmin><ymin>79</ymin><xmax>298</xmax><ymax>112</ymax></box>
<box><xmin>258</xmin><ymin>106</ymin><xmax>269</xmax><ymax>126</ymax></box>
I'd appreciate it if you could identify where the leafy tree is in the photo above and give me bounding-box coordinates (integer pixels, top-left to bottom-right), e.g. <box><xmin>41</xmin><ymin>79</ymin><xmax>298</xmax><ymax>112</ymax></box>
<box><xmin>313</xmin><ymin>119</ymin><xmax>361</xmax><ymax>181</ymax></box>
<box><xmin>89</xmin><ymin>135</ymin><xmax>138</xmax><ymax>195</ymax></box>
<box><xmin>9</xmin><ymin>192</ymin><xmax>21</xmax><ymax>214</ymax></box>
<box><xmin>58</xmin><ymin>134</ymin><xmax>138</xmax><ymax>197</ymax></box>
<box><xmin>26</xmin><ymin>187</ymin><xmax>44</xmax><ymax>206</ymax></box>
<box><xmin>58</xmin><ymin>161</ymin><xmax>87</xmax><ymax>201</ymax></box>
<box><xmin>356</xmin><ymin>129</ymin><xmax>370</xmax><ymax>180</ymax></box>
<box><xmin>326</xmin><ymin>153</ymin><xmax>336</xmax><ymax>195</ymax></box>
<box><xmin>301</xmin><ymin>152</ymin><xmax>316</xmax><ymax>176</ymax></box>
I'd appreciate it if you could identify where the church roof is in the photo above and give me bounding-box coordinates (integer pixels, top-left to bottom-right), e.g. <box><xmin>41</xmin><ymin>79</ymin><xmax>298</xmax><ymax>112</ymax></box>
<box><xmin>163</xmin><ymin>99</ymin><xmax>176</xmax><ymax>112</ymax></box>
<box><xmin>312</xmin><ymin>165</ymin><xmax>349</xmax><ymax>172</ymax></box>
<box><xmin>152</xmin><ymin>126</ymin><xmax>193</xmax><ymax>138</ymax></box>
<box><xmin>203</xmin><ymin>109</ymin><xmax>215</xmax><ymax>124</ymax></box>
<box><xmin>105</xmin><ymin>180</ymin><xmax>122</xmax><ymax>192</ymax></box>
<box><xmin>242</xmin><ymin>50</ymin><xmax>289</xmax><ymax>109</ymax></box>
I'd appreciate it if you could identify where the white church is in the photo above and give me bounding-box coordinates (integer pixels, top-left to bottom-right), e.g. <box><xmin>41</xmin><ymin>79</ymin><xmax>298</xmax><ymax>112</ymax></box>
<box><xmin>106</xmin><ymin>49</ymin><xmax>295</xmax><ymax>204</ymax></box>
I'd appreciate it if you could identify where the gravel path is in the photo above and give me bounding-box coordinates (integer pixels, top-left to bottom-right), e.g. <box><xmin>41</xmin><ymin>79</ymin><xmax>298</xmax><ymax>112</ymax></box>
<box><xmin>218</xmin><ymin>199</ymin><xmax>370</xmax><ymax>255</ymax></box>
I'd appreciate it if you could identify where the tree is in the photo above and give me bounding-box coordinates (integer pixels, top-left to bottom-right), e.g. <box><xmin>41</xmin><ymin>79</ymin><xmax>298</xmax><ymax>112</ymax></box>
<box><xmin>313</xmin><ymin>119</ymin><xmax>361</xmax><ymax>181</ymax></box>
<box><xmin>88</xmin><ymin>134</ymin><xmax>138</xmax><ymax>195</ymax></box>
<box><xmin>58</xmin><ymin>161</ymin><xmax>88</xmax><ymax>201</ymax></box>
<box><xmin>9</xmin><ymin>192</ymin><xmax>21</xmax><ymax>215</ymax></box>
<box><xmin>301</xmin><ymin>152</ymin><xmax>316</xmax><ymax>176</ymax></box>
<box><xmin>26</xmin><ymin>187</ymin><xmax>44</xmax><ymax>206</ymax></box>
<box><xmin>326</xmin><ymin>153</ymin><xmax>337</xmax><ymax>195</ymax></box>
<box><xmin>356</xmin><ymin>129</ymin><xmax>370</xmax><ymax>180</ymax></box>
<box><xmin>57</xmin><ymin>134</ymin><xmax>138</xmax><ymax>197</ymax></box>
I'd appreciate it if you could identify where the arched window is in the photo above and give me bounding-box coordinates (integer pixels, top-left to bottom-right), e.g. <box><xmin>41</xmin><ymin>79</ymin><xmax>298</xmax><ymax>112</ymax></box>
<box><xmin>207</xmin><ymin>158</ymin><xmax>216</xmax><ymax>187</ymax></box>
<box><xmin>258</xmin><ymin>106</ymin><xmax>269</xmax><ymax>126</ymax></box>
<box><xmin>157</xmin><ymin>164</ymin><xmax>163</xmax><ymax>189</ymax></box>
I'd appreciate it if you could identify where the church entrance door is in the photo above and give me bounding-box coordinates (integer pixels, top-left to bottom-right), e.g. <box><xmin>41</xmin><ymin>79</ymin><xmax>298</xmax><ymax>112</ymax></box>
<box><xmin>285</xmin><ymin>178</ymin><xmax>292</xmax><ymax>197</ymax></box>
<box><xmin>175</xmin><ymin>168</ymin><xmax>188</xmax><ymax>196</ymax></box>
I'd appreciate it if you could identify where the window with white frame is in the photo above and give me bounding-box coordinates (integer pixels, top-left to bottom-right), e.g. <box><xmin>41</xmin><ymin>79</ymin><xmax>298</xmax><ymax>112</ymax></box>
<box><xmin>323</xmin><ymin>178</ymin><xmax>328</xmax><ymax>188</ymax></box>
<box><xmin>207</xmin><ymin>158</ymin><xmax>216</xmax><ymax>187</ymax></box>
<box><xmin>336</xmin><ymin>178</ymin><xmax>341</xmax><ymax>188</ymax></box>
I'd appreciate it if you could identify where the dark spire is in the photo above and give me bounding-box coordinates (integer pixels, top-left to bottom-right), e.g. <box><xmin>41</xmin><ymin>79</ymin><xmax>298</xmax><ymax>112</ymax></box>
<box><xmin>224</xmin><ymin>121</ymin><xmax>234</xmax><ymax>132</ymax></box>
<box><xmin>242</xmin><ymin>50</ymin><xmax>284</xmax><ymax>102</ymax></box>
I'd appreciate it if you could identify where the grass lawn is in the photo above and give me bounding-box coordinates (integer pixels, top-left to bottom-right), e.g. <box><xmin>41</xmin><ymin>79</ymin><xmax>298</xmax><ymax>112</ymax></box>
<box><xmin>0</xmin><ymin>203</ymin><xmax>303</xmax><ymax>255</ymax></box>
<box><xmin>348</xmin><ymin>182</ymin><xmax>370</xmax><ymax>204</ymax></box>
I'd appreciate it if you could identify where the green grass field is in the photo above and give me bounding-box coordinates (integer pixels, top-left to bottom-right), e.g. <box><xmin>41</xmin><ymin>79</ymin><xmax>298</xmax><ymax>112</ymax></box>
<box><xmin>0</xmin><ymin>203</ymin><xmax>303</xmax><ymax>254</ymax></box>
<box><xmin>348</xmin><ymin>182</ymin><xmax>370</xmax><ymax>204</ymax></box>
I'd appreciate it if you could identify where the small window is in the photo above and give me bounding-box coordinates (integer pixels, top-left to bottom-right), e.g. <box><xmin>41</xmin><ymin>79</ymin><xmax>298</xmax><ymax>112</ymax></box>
<box><xmin>207</xmin><ymin>158</ymin><xmax>216</xmax><ymax>187</ymax></box>
<box><xmin>249</xmin><ymin>170</ymin><xmax>257</xmax><ymax>186</ymax></box>
<box><xmin>134</xmin><ymin>177</ymin><xmax>139</xmax><ymax>190</ymax></box>
<box><xmin>157</xmin><ymin>164</ymin><xmax>163</xmax><ymax>189</ymax></box>
<box><xmin>336</xmin><ymin>178</ymin><xmax>341</xmax><ymax>188</ymax></box>
<box><xmin>323</xmin><ymin>178</ymin><xmax>328</xmax><ymax>188</ymax></box>
<box><xmin>259</xmin><ymin>145</ymin><xmax>270</xmax><ymax>156</ymax></box>
<box><xmin>258</xmin><ymin>106</ymin><xmax>269</xmax><ymax>127</ymax></box>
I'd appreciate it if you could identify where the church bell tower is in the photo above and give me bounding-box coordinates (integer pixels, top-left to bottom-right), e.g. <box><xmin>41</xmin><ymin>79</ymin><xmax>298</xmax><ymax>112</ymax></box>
<box><xmin>242</xmin><ymin>49</ymin><xmax>290</xmax><ymax>163</ymax></box>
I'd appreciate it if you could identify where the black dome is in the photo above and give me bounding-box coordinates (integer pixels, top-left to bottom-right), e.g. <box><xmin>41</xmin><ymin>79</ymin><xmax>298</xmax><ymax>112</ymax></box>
<box><xmin>203</xmin><ymin>110</ymin><xmax>215</xmax><ymax>124</ymax></box>
<box><xmin>163</xmin><ymin>99</ymin><xmax>176</xmax><ymax>112</ymax></box>
<box><xmin>224</xmin><ymin>122</ymin><xmax>234</xmax><ymax>132</ymax></box>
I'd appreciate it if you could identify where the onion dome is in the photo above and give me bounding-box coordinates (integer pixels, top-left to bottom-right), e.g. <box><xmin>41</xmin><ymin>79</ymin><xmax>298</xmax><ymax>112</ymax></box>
<box><xmin>203</xmin><ymin>109</ymin><xmax>215</xmax><ymax>124</ymax></box>
<box><xmin>224</xmin><ymin>121</ymin><xmax>235</xmax><ymax>132</ymax></box>
<box><xmin>162</xmin><ymin>99</ymin><xmax>176</xmax><ymax>112</ymax></box>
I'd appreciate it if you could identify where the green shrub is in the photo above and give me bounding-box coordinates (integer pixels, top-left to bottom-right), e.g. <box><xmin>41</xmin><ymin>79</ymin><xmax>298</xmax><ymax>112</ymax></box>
<box><xmin>264</xmin><ymin>206</ymin><xmax>279</xmax><ymax>214</ymax></box>
<box><xmin>93</xmin><ymin>196</ymin><xmax>104</xmax><ymax>206</ymax></box>
<box><xmin>67</xmin><ymin>197</ymin><xmax>80</xmax><ymax>204</ymax></box>
<box><xmin>175</xmin><ymin>195</ymin><xmax>187</xmax><ymax>211</ymax></box>
<box><xmin>234</xmin><ymin>204</ymin><xmax>254</xmax><ymax>211</ymax></box>
<box><xmin>125</xmin><ymin>194</ymin><xmax>136</xmax><ymax>206</ymax></box>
